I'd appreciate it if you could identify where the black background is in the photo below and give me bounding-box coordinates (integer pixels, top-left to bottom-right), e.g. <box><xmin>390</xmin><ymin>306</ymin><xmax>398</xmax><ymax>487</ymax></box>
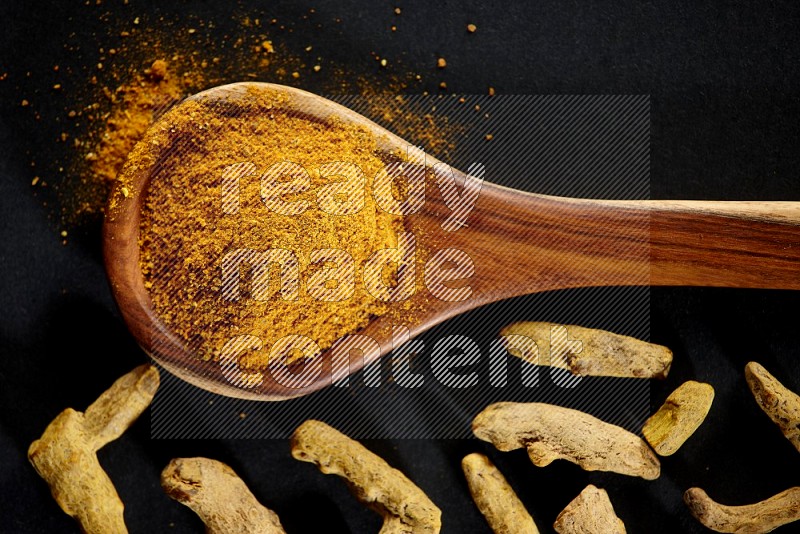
<box><xmin>1</xmin><ymin>1</ymin><xmax>799</xmax><ymax>532</ymax></box>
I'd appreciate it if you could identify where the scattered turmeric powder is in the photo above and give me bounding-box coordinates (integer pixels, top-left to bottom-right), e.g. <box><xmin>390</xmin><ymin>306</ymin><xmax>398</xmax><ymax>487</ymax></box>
<box><xmin>138</xmin><ymin>87</ymin><xmax>404</xmax><ymax>365</ymax></box>
<box><xmin>36</xmin><ymin>8</ymin><xmax>470</xmax><ymax>231</ymax></box>
<box><xmin>90</xmin><ymin>60</ymin><xmax>186</xmax><ymax>195</ymax></box>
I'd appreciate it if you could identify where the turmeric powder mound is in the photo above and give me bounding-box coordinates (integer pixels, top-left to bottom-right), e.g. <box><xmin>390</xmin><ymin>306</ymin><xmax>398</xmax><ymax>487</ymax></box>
<box><xmin>139</xmin><ymin>89</ymin><xmax>404</xmax><ymax>366</ymax></box>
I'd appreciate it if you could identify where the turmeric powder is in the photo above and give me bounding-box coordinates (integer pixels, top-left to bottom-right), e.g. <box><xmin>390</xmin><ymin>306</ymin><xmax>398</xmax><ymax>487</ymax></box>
<box><xmin>91</xmin><ymin>60</ymin><xmax>186</xmax><ymax>191</ymax></box>
<box><xmin>138</xmin><ymin>86</ymin><xmax>405</xmax><ymax>366</ymax></box>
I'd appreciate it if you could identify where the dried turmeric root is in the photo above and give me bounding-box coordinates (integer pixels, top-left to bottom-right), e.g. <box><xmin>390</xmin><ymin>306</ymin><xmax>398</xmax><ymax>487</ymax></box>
<box><xmin>684</xmin><ymin>486</ymin><xmax>800</xmax><ymax>533</ymax></box>
<box><xmin>161</xmin><ymin>457</ymin><xmax>286</xmax><ymax>534</ymax></box>
<box><xmin>643</xmin><ymin>381</ymin><xmax>715</xmax><ymax>456</ymax></box>
<box><xmin>291</xmin><ymin>420</ymin><xmax>441</xmax><ymax>534</ymax></box>
<box><xmin>553</xmin><ymin>484</ymin><xmax>626</xmax><ymax>534</ymax></box>
<box><xmin>28</xmin><ymin>364</ymin><xmax>160</xmax><ymax>534</ymax></box>
<box><xmin>500</xmin><ymin>322</ymin><xmax>672</xmax><ymax>379</ymax></box>
<box><xmin>472</xmin><ymin>402</ymin><xmax>660</xmax><ymax>480</ymax></box>
<box><xmin>462</xmin><ymin>453</ymin><xmax>540</xmax><ymax>533</ymax></box>
<box><xmin>745</xmin><ymin>361</ymin><xmax>800</xmax><ymax>454</ymax></box>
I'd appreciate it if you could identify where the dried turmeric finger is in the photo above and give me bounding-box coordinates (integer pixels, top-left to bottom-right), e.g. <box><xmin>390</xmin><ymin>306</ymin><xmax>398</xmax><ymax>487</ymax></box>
<box><xmin>500</xmin><ymin>322</ymin><xmax>672</xmax><ymax>379</ymax></box>
<box><xmin>642</xmin><ymin>380</ymin><xmax>715</xmax><ymax>456</ymax></box>
<box><xmin>461</xmin><ymin>453</ymin><xmax>539</xmax><ymax>534</ymax></box>
<box><xmin>684</xmin><ymin>486</ymin><xmax>800</xmax><ymax>533</ymax></box>
<box><xmin>553</xmin><ymin>485</ymin><xmax>626</xmax><ymax>534</ymax></box>
<box><xmin>291</xmin><ymin>420</ymin><xmax>441</xmax><ymax>534</ymax></box>
<box><xmin>472</xmin><ymin>402</ymin><xmax>660</xmax><ymax>480</ymax></box>
<box><xmin>745</xmin><ymin>361</ymin><xmax>800</xmax><ymax>454</ymax></box>
<box><xmin>161</xmin><ymin>457</ymin><xmax>286</xmax><ymax>534</ymax></box>
<box><xmin>28</xmin><ymin>364</ymin><xmax>160</xmax><ymax>534</ymax></box>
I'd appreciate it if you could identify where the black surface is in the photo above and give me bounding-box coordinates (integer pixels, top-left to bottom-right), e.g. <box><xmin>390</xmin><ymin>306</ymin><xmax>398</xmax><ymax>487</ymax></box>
<box><xmin>2</xmin><ymin>1</ymin><xmax>800</xmax><ymax>532</ymax></box>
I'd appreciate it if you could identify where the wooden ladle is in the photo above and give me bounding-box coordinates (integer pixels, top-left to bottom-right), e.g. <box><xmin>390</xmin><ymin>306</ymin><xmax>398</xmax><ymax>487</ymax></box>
<box><xmin>104</xmin><ymin>83</ymin><xmax>800</xmax><ymax>400</ymax></box>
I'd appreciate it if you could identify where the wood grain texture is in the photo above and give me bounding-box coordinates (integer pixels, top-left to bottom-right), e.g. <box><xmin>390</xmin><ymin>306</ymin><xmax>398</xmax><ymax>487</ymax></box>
<box><xmin>103</xmin><ymin>82</ymin><xmax>800</xmax><ymax>400</ymax></box>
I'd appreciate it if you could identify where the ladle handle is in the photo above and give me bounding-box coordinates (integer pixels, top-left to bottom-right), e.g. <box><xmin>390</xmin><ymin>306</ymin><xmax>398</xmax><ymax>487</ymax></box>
<box><xmin>629</xmin><ymin>200</ymin><xmax>800</xmax><ymax>289</ymax></box>
<box><xmin>559</xmin><ymin>199</ymin><xmax>800</xmax><ymax>290</ymax></box>
<box><xmin>464</xmin><ymin>193</ymin><xmax>800</xmax><ymax>295</ymax></box>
